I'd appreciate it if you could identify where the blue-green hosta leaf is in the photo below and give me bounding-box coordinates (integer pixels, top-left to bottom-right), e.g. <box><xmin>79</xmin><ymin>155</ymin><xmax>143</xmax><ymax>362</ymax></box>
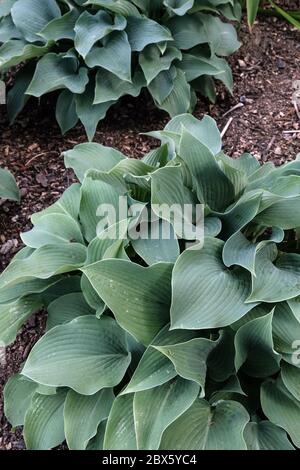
<box><xmin>79</xmin><ymin>177</ymin><xmax>121</xmax><ymax>242</ymax></box>
<box><xmin>134</xmin><ymin>377</ymin><xmax>200</xmax><ymax>450</ymax></box>
<box><xmin>261</xmin><ymin>378</ymin><xmax>300</xmax><ymax>448</ymax></box>
<box><xmin>247</xmin><ymin>244</ymin><xmax>300</xmax><ymax>303</ymax></box>
<box><xmin>154</xmin><ymin>336</ymin><xmax>218</xmax><ymax>392</ymax></box>
<box><xmin>80</xmin><ymin>275</ymin><xmax>105</xmax><ymax>315</ymax></box>
<box><xmin>180</xmin><ymin>52</ymin><xmax>232</xmax><ymax>90</ymax></box>
<box><xmin>86</xmin><ymin>0</ymin><xmax>140</xmax><ymax>17</ymax></box>
<box><xmin>39</xmin><ymin>275</ymin><xmax>82</xmax><ymax>306</ymax></box>
<box><xmin>281</xmin><ymin>362</ymin><xmax>300</xmax><ymax>401</ymax></box>
<box><xmin>216</xmin><ymin>191</ymin><xmax>262</xmax><ymax>239</ymax></box>
<box><xmin>104</xmin><ymin>394</ymin><xmax>137</xmax><ymax>450</ymax></box>
<box><xmin>0</xmin><ymin>243</ymin><xmax>87</xmax><ymax>290</ymax></box>
<box><xmin>86</xmin><ymin>158</ymin><xmax>154</xmax><ymax>194</ymax></box>
<box><xmin>204</xmin><ymin>216</ymin><xmax>222</xmax><ymax>237</ymax></box>
<box><xmin>179</xmin><ymin>128</ymin><xmax>234</xmax><ymax>211</ymax></box>
<box><xmin>31</xmin><ymin>183</ymin><xmax>81</xmax><ymax>223</ymax></box>
<box><xmin>0</xmin><ymin>39</ymin><xmax>51</xmax><ymax>71</ymax></box>
<box><xmin>287</xmin><ymin>296</ymin><xmax>300</xmax><ymax>322</ymax></box>
<box><xmin>167</xmin><ymin>13</ymin><xmax>210</xmax><ymax>50</ymax></box>
<box><xmin>0</xmin><ymin>15</ymin><xmax>22</xmax><ymax>42</ymax></box>
<box><xmin>86</xmin><ymin>420</ymin><xmax>107</xmax><ymax>450</ymax></box>
<box><xmin>4</xmin><ymin>374</ymin><xmax>40</xmax><ymax>427</ymax></box>
<box><xmin>0</xmin><ymin>295</ymin><xmax>43</xmax><ymax>345</ymax></box>
<box><xmin>22</xmin><ymin>316</ymin><xmax>131</xmax><ymax>394</ymax></box>
<box><xmin>139</xmin><ymin>45</ymin><xmax>182</xmax><ymax>85</ymax></box>
<box><xmin>39</xmin><ymin>7</ymin><xmax>80</xmax><ymax>41</ymax></box>
<box><xmin>75</xmin><ymin>80</ymin><xmax>115</xmax><ymax>141</ymax></box>
<box><xmin>21</xmin><ymin>213</ymin><xmax>84</xmax><ymax>248</ymax></box>
<box><xmin>160</xmin><ymin>399</ymin><xmax>249</xmax><ymax>450</ymax></box>
<box><xmin>244</xmin><ymin>421</ymin><xmax>295</xmax><ymax>450</ymax></box>
<box><xmin>207</xmin><ymin>329</ymin><xmax>235</xmax><ymax>382</ymax></box>
<box><xmin>223</xmin><ymin>227</ymin><xmax>284</xmax><ymax>275</ymax></box>
<box><xmin>156</xmin><ymin>68</ymin><xmax>191</xmax><ymax>117</ymax></box>
<box><xmin>0</xmin><ymin>0</ymin><xmax>16</xmax><ymax>17</ymax></box>
<box><xmin>164</xmin><ymin>0</ymin><xmax>194</xmax><ymax>16</ymax></box>
<box><xmin>254</xmin><ymin>194</ymin><xmax>300</xmax><ymax>230</ymax></box>
<box><xmin>11</xmin><ymin>0</ymin><xmax>61</xmax><ymax>43</ymax></box>
<box><xmin>64</xmin><ymin>388</ymin><xmax>114</xmax><ymax>450</ymax></box>
<box><xmin>272</xmin><ymin>302</ymin><xmax>300</xmax><ymax>365</ymax></box>
<box><xmin>24</xmin><ymin>390</ymin><xmax>67</xmax><ymax>450</ymax></box>
<box><xmin>56</xmin><ymin>90</ymin><xmax>78</xmax><ymax>135</ymax></box>
<box><xmin>0</xmin><ymin>167</ymin><xmax>20</xmax><ymax>201</ymax></box>
<box><xmin>94</xmin><ymin>69</ymin><xmax>145</xmax><ymax>104</ymax></box>
<box><xmin>122</xmin><ymin>325</ymin><xmax>196</xmax><ymax>394</ymax></box>
<box><xmin>85</xmin><ymin>31</ymin><xmax>131</xmax><ymax>82</ymax></box>
<box><xmin>164</xmin><ymin>113</ymin><xmax>222</xmax><ymax>155</ymax></box>
<box><xmin>171</xmin><ymin>237</ymin><xmax>254</xmax><ymax>330</ymax></box>
<box><xmin>46</xmin><ymin>292</ymin><xmax>94</xmax><ymax>331</ymax></box>
<box><xmin>64</xmin><ymin>142</ymin><xmax>124</xmax><ymax>183</ymax></box>
<box><xmin>234</xmin><ymin>311</ymin><xmax>281</xmax><ymax>378</ymax></box>
<box><xmin>131</xmin><ymin>219</ymin><xmax>180</xmax><ymax>265</ymax></box>
<box><xmin>199</xmin><ymin>12</ymin><xmax>241</xmax><ymax>56</ymax></box>
<box><xmin>74</xmin><ymin>10</ymin><xmax>126</xmax><ymax>58</ymax></box>
<box><xmin>82</xmin><ymin>260</ymin><xmax>173</xmax><ymax>345</ymax></box>
<box><xmin>126</xmin><ymin>16</ymin><xmax>173</xmax><ymax>52</ymax></box>
<box><xmin>26</xmin><ymin>53</ymin><xmax>89</xmax><ymax>97</ymax></box>
<box><xmin>151</xmin><ymin>165</ymin><xmax>197</xmax><ymax>239</ymax></box>
<box><xmin>148</xmin><ymin>67</ymin><xmax>176</xmax><ymax>105</ymax></box>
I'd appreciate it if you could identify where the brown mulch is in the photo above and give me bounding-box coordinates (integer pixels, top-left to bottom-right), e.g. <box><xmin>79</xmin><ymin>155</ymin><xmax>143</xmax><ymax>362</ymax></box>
<box><xmin>0</xmin><ymin>15</ymin><xmax>300</xmax><ymax>450</ymax></box>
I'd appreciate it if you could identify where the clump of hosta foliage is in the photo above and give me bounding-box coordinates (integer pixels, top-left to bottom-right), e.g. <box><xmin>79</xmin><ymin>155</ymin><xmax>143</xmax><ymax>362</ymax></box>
<box><xmin>0</xmin><ymin>167</ymin><xmax>20</xmax><ymax>201</ymax></box>
<box><xmin>0</xmin><ymin>0</ymin><xmax>241</xmax><ymax>139</ymax></box>
<box><xmin>2</xmin><ymin>114</ymin><xmax>300</xmax><ymax>450</ymax></box>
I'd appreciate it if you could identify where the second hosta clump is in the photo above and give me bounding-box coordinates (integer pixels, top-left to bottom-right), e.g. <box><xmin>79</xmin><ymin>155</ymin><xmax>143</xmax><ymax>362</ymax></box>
<box><xmin>0</xmin><ymin>0</ymin><xmax>241</xmax><ymax>139</ymax></box>
<box><xmin>1</xmin><ymin>114</ymin><xmax>300</xmax><ymax>450</ymax></box>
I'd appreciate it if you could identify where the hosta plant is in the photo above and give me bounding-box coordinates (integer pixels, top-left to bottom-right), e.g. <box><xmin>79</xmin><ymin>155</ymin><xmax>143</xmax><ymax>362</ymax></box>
<box><xmin>0</xmin><ymin>166</ymin><xmax>20</xmax><ymax>201</ymax></box>
<box><xmin>2</xmin><ymin>114</ymin><xmax>300</xmax><ymax>450</ymax></box>
<box><xmin>0</xmin><ymin>0</ymin><xmax>241</xmax><ymax>140</ymax></box>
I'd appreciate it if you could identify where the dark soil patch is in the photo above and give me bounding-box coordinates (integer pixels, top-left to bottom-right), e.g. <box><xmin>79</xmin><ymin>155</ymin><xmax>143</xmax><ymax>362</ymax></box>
<box><xmin>0</xmin><ymin>15</ymin><xmax>299</xmax><ymax>450</ymax></box>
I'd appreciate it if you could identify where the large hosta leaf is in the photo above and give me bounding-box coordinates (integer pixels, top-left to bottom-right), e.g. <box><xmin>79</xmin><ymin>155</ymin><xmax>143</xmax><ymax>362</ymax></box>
<box><xmin>160</xmin><ymin>399</ymin><xmax>249</xmax><ymax>449</ymax></box>
<box><xmin>82</xmin><ymin>260</ymin><xmax>173</xmax><ymax>345</ymax></box>
<box><xmin>11</xmin><ymin>0</ymin><xmax>61</xmax><ymax>43</ymax></box>
<box><xmin>247</xmin><ymin>244</ymin><xmax>300</xmax><ymax>303</ymax></box>
<box><xmin>0</xmin><ymin>39</ymin><xmax>51</xmax><ymax>70</ymax></box>
<box><xmin>171</xmin><ymin>237</ymin><xmax>254</xmax><ymax>330</ymax></box>
<box><xmin>126</xmin><ymin>16</ymin><xmax>172</xmax><ymax>51</ymax></box>
<box><xmin>261</xmin><ymin>378</ymin><xmax>300</xmax><ymax>448</ymax></box>
<box><xmin>21</xmin><ymin>213</ymin><xmax>84</xmax><ymax>248</ymax></box>
<box><xmin>244</xmin><ymin>421</ymin><xmax>295</xmax><ymax>450</ymax></box>
<box><xmin>24</xmin><ymin>390</ymin><xmax>67</xmax><ymax>450</ymax></box>
<box><xmin>74</xmin><ymin>10</ymin><xmax>126</xmax><ymax>58</ymax></box>
<box><xmin>0</xmin><ymin>243</ymin><xmax>86</xmax><ymax>290</ymax></box>
<box><xmin>22</xmin><ymin>316</ymin><xmax>131</xmax><ymax>394</ymax></box>
<box><xmin>104</xmin><ymin>394</ymin><xmax>137</xmax><ymax>450</ymax></box>
<box><xmin>272</xmin><ymin>302</ymin><xmax>300</xmax><ymax>365</ymax></box>
<box><xmin>64</xmin><ymin>142</ymin><xmax>124</xmax><ymax>183</ymax></box>
<box><xmin>154</xmin><ymin>336</ymin><xmax>218</xmax><ymax>391</ymax></box>
<box><xmin>0</xmin><ymin>295</ymin><xmax>42</xmax><ymax>345</ymax></box>
<box><xmin>39</xmin><ymin>7</ymin><xmax>80</xmax><ymax>41</ymax></box>
<box><xmin>122</xmin><ymin>326</ymin><xmax>196</xmax><ymax>394</ymax></box>
<box><xmin>64</xmin><ymin>388</ymin><xmax>114</xmax><ymax>450</ymax></box>
<box><xmin>26</xmin><ymin>53</ymin><xmax>89</xmax><ymax>97</ymax></box>
<box><xmin>134</xmin><ymin>377</ymin><xmax>199</xmax><ymax>450</ymax></box>
<box><xmin>46</xmin><ymin>292</ymin><xmax>94</xmax><ymax>331</ymax></box>
<box><xmin>85</xmin><ymin>31</ymin><xmax>131</xmax><ymax>82</ymax></box>
<box><xmin>4</xmin><ymin>374</ymin><xmax>40</xmax><ymax>427</ymax></box>
<box><xmin>179</xmin><ymin>128</ymin><xmax>234</xmax><ymax>211</ymax></box>
<box><xmin>0</xmin><ymin>167</ymin><xmax>20</xmax><ymax>201</ymax></box>
<box><xmin>234</xmin><ymin>311</ymin><xmax>281</xmax><ymax>377</ymax></box>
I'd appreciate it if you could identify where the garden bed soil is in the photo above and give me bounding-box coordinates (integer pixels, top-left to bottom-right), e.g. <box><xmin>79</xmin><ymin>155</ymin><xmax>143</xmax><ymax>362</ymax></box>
<box><xmin>0</xmin><ymin>15</ymin><xmax>299</xmax><ymax>450</ymax></box>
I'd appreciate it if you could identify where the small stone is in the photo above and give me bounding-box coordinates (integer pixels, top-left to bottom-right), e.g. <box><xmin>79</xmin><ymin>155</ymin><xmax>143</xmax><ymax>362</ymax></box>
<box><xmin>277</xmin><ymin>58</ymin><xmax>286</xmax><ymax>69</ymax></box>
<box><xmin>238</xmin><ymin>59</ymin><xmax>246</xmax><ymax>68</ymax></box>
<box><xmin>275</xmin><ymin>146</ymin><xmax>282</xmax><ymax>155</ymax></box>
